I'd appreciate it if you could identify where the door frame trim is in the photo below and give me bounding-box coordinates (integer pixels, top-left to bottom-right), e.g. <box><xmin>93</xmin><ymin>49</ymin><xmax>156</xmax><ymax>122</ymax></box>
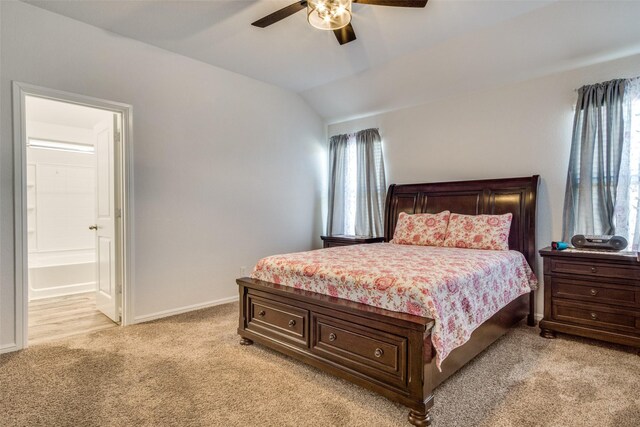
<box><xmin>11</xmin><ymin>82</ymin><xmax>134</xmax><ymax>349</ymax></box>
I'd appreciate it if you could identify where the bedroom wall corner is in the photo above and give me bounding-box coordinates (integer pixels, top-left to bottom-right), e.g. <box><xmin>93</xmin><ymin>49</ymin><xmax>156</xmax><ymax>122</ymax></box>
<box><xmin>0</xmin><ymin>1</ymin><xmax>325</xmax><ymax>347</ymax></box>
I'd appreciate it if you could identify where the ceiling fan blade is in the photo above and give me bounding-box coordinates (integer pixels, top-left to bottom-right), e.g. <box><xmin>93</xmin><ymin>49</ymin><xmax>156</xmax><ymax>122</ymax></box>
<box><xmin>334</xmin><ymin>23</ymin><xmax>356</xmax><ymax>45</ymax></box>
<box><xmin>251</xmin><ymin>1</ymin><xmax>308</xmax><ymax>28</ymax></box>
<box><xmin>353</xmin><ymin>0</ymin><xmax>428</xmax><ymax>7</ymax></box>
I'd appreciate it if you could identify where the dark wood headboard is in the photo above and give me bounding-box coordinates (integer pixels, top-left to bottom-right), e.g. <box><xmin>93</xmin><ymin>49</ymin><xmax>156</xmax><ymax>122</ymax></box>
<box><xmin>384</xmin><ymin>176</ymin><xmax>539</xmax><ymax>269</ymax></box>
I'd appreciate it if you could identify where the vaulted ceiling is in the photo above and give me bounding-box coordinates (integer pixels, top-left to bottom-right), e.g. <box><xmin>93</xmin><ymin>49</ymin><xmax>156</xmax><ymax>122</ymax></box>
<box><xmin>25</xmin><ymin>1</ymin><xmax>640</xmax><ymax>123</ymax></box>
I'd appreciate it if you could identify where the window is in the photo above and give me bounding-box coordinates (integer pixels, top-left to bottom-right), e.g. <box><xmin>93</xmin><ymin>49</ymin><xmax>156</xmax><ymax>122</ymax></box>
<box><xmin>615</xmin><ymin>94</ymin><xmax>640</xmax><ymax>249</ymax></box>
<box><xmin>564</xmin><ymin>78</ymin><xmax>640</xmax><ymax>251</ymax></box>
<box><xmin>327</xmin><ymin>128</ymin><xmax>386</xmax><ymax>237</ymax></box>
<box><xmin>631</xmin><ymin>96</ymin><xmax>640</xmax><ymax>246</ymax></box>
<box><xmin>341</xmin><ymin>134</ymin><xmax>386</xmax><ymax>235</ymax></box>
<box><xmin>343</xmin><ymin>135</ymin><xmax>358</xmax><ymax>235</ymax></box>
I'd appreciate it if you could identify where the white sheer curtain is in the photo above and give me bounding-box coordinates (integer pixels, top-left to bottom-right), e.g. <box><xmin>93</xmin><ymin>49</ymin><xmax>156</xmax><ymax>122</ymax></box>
<box><xmin>615</xmin><ymin>77</ymin><xmax>640</xmax><ymax>250</ymax></box>
<box><xmin>343</xmin><ymin>134</ymin><xmax>358</xmax><ymax>234</ymax></box>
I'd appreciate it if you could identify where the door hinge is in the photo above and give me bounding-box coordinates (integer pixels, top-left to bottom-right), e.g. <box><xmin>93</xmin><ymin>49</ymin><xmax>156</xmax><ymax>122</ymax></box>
<box><xmin>116</xmin><ymin>208</ymin><xmax>122</xmax><ymax>218</ymax></box>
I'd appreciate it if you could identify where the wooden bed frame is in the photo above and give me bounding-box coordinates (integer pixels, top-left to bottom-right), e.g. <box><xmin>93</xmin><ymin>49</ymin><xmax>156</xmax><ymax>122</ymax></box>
<box><xmin>237</xmin><ymin>175</ymin><xmax>539</xmax><ymax>426</ymax></box>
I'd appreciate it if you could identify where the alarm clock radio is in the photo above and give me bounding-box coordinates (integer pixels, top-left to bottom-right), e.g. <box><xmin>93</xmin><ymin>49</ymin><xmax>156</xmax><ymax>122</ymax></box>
<box><xmin>571</xmin><ymin>234</ymin><xmax>628</xmax><ymax>251</ymax></box>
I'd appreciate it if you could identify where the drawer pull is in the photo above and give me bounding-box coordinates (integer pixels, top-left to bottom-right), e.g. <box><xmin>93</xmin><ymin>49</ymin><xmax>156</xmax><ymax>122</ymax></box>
<box><xmin>374</xmin><ymin>348</ymin><xmax>384</xmax><ymax>358</ymax></box>
<box><xmin>591</xmin><ymin>267</ymin><xmax>598</xmax><ymax>273</ymax></box>
<box><xmin>288</xmin><ymin>319</ymin><xmax>296</xmax><ymax>327</ymax></box>
<box><xmin>258</xmin><ymin>310</ymin><xmax>266</xmax><ymax>317</ymax></box>
<box><xmin>590</xmin><ymin>289</ymin><xmax>599</xmax><ymax>296</ymax></box>
<box><xmin>328</xmin><ymin>332</ymin><xmax>337</xmax><ymax>342</ymax></box>
<box><xmin>590</xmin><ymin>312</ymin><xmax>598</xmax><ymax>320</ymax></box>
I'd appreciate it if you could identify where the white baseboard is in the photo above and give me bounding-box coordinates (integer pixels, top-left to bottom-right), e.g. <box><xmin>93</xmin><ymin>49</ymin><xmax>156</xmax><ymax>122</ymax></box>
<box><xmin>133</xmin><ymin>295</ymin><xmax>239</xmax><ymax>324</ymax></box>
<box><xmin>535</xmin><ymin>313</ymin><xmax>543</xmax><ymax>321</ymax></box>
<box><xmin>29</xmin><ymin>282</ymin><xmax>95</xmax><ymax>301</ymax></box>
<box><xmin>0</xmin><ymin>343</ymin><xmax>19</xmax><ymax>354</ymax></box>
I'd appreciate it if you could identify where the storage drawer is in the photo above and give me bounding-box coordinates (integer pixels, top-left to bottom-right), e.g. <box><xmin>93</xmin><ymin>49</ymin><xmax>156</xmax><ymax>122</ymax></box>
<box><xmin>552</xmin><ymin>299</ymin><xmax>640</xmax><ymax>334</ymax></box>
<box><xmin>550</xmin><ymin>259</ymin><xmax>640</xmax><ymax>280</ymax></box>
<box><xmin>246</xmin><ymin>294</ymin><xmax>309</xmax><ymax>348</ymax></box>
<box><xmin>311</xmin><ymin>314</ymin><xmax>407</xmax><ymax>389</ymax></box>
<box><xmin>551</xmin><ymin>277</ymin><xmax>639</xmax><ymax>308</ymax></box>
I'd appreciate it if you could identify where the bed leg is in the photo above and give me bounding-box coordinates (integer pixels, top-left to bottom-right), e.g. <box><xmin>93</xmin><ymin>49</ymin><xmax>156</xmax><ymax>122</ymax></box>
<box><xmin>527</xmin><ymin>313</ymin><xmax>536</xmax><ymax>327</ymax></box>
<box><xmin>408</xmin><ymin>409</ymin><xmax>432</xmax><ymax>426</ymax></box>
<box><xmin>239</xmin><ymin>337</ymin><xmax>254</xmax><ymax>346</ymax></box>
<box><xmin>527</xmin><ymin>291</ymin><xmax>536</xmax><ymax>326</ymax></box>
<box><xmin>540</xmin><ymin>328</ymin><xmax>556</xmax><ymax>339</ymax></box>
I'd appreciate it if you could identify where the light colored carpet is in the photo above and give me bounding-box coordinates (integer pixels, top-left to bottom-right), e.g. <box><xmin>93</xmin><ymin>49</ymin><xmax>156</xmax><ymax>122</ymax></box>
<box><xmin>1</xmin><ymin>302</ymin><xmax>638</xmax><ymax>427</ymax></box>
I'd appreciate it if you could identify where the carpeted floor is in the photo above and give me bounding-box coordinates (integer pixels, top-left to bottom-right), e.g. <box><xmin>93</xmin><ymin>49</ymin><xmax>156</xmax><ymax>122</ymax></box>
<box><xmin>1</xmin><ymin>302</ymin><xmax>638</xmax><ymax>427</ymax></box>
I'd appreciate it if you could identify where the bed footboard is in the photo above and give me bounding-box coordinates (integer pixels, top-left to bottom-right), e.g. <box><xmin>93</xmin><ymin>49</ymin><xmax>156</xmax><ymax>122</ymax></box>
<box><xmin>237</xmin><ymin>277</ymin><xmax>530</xmax><ymax>426</ymax></box>
<box><xmin>237</xmin><ymin>277</ymin><xmax>435</xmax><ymax>425</ymax></box>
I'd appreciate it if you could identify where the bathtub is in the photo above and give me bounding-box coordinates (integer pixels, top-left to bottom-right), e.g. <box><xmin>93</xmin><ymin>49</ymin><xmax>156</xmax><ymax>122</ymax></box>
<box><xmin>28</xmin><ymin>250</ymin><xmax>96</xmax><ymax>301</ymax></box>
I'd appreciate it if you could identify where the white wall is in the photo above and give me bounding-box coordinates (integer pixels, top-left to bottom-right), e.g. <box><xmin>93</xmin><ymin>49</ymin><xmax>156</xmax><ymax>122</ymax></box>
<box><xmin>26</xmin><ymin>149</ymin><xmax>95</xmax><ymax>256</ymax></box>
<box><xmin>0</xmin><ymin>1</ymin><xmax>325</xmax><ymax>349</ymax></box>
<box><xmin>329</xmin><ymin>53</ymin><xmax>640</xmax><ymax>318</ymax></box>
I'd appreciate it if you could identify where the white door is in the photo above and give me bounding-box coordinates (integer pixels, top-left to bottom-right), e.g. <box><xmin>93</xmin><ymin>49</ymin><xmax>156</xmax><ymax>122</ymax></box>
<box><xmin>93</xmin><ymin>115</ymin><xmax>119</xmax><ymax>322</ymax></box>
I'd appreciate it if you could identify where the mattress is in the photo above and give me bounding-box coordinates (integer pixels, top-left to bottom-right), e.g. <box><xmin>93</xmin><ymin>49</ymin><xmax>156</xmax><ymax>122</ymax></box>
<box><xmin>251</xmin><ymin>243</ymin><xmax>537</xmax><ymax>368</ymax></box>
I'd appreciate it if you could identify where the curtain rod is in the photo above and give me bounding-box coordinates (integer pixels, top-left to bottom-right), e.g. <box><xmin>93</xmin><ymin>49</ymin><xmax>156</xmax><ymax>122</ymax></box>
<box><xmin>331</xmin><ymin>128</ymin><xmax>379</xmax><ymax>138</ymax></box>
<box><xmin>573</xmin><ymin>76</ymin><xmax>640</xmax><ymax>92</ymax></box>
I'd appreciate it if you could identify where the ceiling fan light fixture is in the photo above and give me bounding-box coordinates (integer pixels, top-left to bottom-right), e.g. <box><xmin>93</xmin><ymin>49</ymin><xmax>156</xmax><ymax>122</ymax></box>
<box><xmin>307</xmin><ymin>0</ymin><xmax>352</xmax><ymax>31</ymax></box>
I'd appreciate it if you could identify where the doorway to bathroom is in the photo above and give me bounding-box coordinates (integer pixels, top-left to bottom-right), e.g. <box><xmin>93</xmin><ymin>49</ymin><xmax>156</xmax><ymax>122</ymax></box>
<box><xmin>13</xmin><ymin>83</ymin><xmax>133</xmax><ymax>348</ymax></box>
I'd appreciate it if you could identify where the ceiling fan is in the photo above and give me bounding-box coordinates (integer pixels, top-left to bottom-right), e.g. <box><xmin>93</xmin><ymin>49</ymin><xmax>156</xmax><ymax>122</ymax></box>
<box><xmin>252</xmin><ymin>0</ymin><xmax>428</xmax><ymax>45</ymax></box>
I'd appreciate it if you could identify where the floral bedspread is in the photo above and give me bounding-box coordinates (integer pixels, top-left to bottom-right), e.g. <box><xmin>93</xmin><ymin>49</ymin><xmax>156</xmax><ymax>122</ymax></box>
<box><xmin>251</xmin><ymin>243</ymin><xmax>537</xmax><ymax>369</ymax></box>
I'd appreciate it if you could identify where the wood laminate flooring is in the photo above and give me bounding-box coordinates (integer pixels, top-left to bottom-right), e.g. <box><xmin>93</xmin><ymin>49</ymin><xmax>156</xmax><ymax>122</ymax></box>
<box><xmin>28</xmin><ymin>292</ymin><xmax>117</xmax><ymax>345</ymax></box>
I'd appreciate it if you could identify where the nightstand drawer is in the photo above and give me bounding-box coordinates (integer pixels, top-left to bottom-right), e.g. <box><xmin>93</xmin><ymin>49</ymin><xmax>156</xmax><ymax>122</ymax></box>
<box><xmin>324</xmin><ymin>241</ymin><xmax>350</xmax><ymax>248</ymax></box>
<box><xmin>321</xmin><ymin>235</ymin><xmax>385</xmax><ymax>248</ymax></box>
<box><xmin>552</xmin><ymin>300</ymin><xmax>640</xmax><ymax>334</ymax></box>
<box><xmin>550</xmin><ymin>259</ymin><xmax>640</xmax><ymax>280</ymax></box>
<box><xmin>551</xmin><ymin>277</ymin><xmax>640</xmax><ymax>308</ymax></box>
<box><xmin>540</xmin><ymin>247</ymin><xmax>640</xmax><ymax>349</ymax></box>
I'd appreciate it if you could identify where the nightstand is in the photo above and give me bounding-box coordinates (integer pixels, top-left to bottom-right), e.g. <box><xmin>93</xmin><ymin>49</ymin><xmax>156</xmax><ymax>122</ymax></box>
<box><xmin>539</xmin><ymin>247</ymin><xmax>640</xmax><ymax>353</ymax></box>
<box><xmin>320</xmin><ymin>235</ymin><xmax>385</xmax><ymax>248</ymax></box>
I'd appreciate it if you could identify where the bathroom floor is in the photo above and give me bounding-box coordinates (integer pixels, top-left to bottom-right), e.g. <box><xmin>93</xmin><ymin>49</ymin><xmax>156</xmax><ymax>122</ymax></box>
<box><xmin>28</xmin><ymin>292</ymin><xmax>117</xmax><ymax>345</ymax></box>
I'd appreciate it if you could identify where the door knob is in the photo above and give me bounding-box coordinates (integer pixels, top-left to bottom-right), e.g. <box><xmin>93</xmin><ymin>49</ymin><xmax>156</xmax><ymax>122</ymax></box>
<box><xmin>89</xmin><ymin>225</ymin><xmax>98</xmax><ymax>230</ymax></box>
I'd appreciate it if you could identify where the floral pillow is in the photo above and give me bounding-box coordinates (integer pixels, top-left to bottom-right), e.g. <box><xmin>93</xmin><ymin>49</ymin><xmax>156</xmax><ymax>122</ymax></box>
<box><xmin>391</xmin><ymin>211</ymin><xmax>451</xmax><ymax>246</ymax></box>
<box><xmin>443</xmin><ymin>213</ymin><xmax>513</xmax><ymax>251</ymax></box>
